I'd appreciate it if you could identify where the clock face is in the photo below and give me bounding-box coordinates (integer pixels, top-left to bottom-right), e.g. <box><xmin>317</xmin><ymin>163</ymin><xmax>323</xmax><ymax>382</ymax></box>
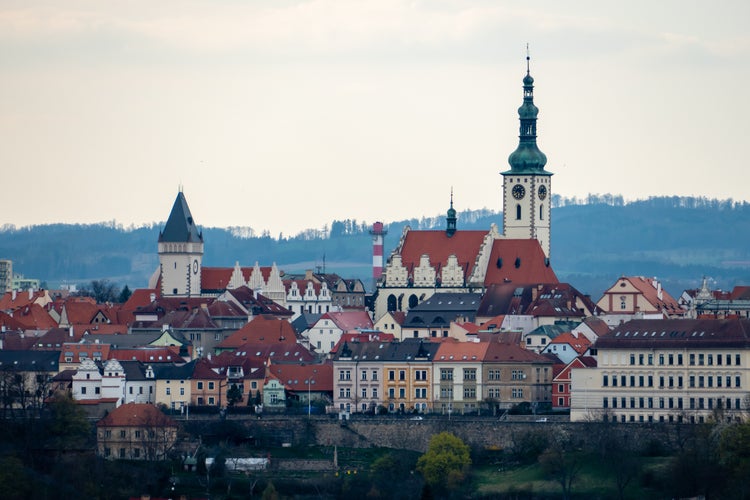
<box><xmin>538</xmin><ymin>185</ymin><xmax>547</xmax><ymax>200</ymax></box>
<box><xmin>193</xmin><ymin>259</ymin><xmax>199</xmax><ymax>274</ymax></box>
<box><xmin>512</xmin><ymin>184</ymin><xmax>526</xmax><ymax>200</ymax></box>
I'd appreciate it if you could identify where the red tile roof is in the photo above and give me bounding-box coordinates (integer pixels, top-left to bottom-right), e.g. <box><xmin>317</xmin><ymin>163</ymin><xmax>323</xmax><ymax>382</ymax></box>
<box><xmin>109</xmin><ymin>347</ymin><xmax>182</xmax><ymax>363</ymax></box>
<box><xmin>483</xmin><ymin>341</ymin><xmax>552</xmax><ymax>363</ymax></box>
<box><xmin>9</xmin><ymin>304</ymin><xmax>57</xmax><ymax>330</ymax></box>
<box><xmin>268</xmin><ymin>362</ymin><xmax>333</xmax><ymax>392</ymax></box>
<box><xmin>96</xmin><ymin>402</ymin><xmax>177</xmax><ymax>428</ymax></box>
<box><xmin>483</xmin><ymin>239</ymin><xmax>558</xmax><ymax>285</ymax></box>
<box><xmin>548</xmin><ymin>332</ymin><xmax>592</xmax><ymax>355</ymax></box>
<box><xmin>434</xmin><ymin>340</ymin><xmax>490</xmax><ymax>361</ymax></box>
<box><xmin>399</xmin><ymin>230</ymin><xmax>487</xmax><ymax>278</ymax></box>
<box><xmin>218</xmin><ymin>315</ymin><xmax>298</xmax><ymax>348</ymax></box>
<box><xmin>317</xmin><ymin>311</ymin><xmax>373</xmax><ymax>331</ymax></box>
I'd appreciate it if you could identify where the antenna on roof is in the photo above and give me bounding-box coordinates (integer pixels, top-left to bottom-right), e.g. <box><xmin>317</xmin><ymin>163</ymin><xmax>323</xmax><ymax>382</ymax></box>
<box><xmin>526</xmin><ymin>43</ymin><xmax>530</xmax><ymax>74</ymax></box>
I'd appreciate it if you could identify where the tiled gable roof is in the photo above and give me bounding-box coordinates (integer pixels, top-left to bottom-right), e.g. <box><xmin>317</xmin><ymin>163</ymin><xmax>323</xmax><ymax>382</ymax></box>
<box><xmin>330</xmin><ymin>331</ymin><xmax>395</xmax><ymax>354</ymax></box>
<box><xmin>60</xmin><ymin>342</ymin><xmax>111</xmax><ymax>363</ymax></box>
<box><xmin>268</xmin><ymin>362</ymin><xmax>333</xmax><ymax>392</ymax></box>
<box><xmin>333</xmin><ymin>338</ymin><xmax>439</xmax><ymax>362</ymax></box>
<box><xmin>483</xmin><ymin>239</ymin><xmax>558</xmax><ymax>286</ymax></box>
<box><xmin>10</xmin><ymin>303</ymin><xmax>57</xmax><ymax>330</ymax></box>
<box><xmin>216</xmin><ymin>342</ymin><xmax>316</xmax><ymax>364</ymax></box>
<box><xmin>548</xmin><ymin>332</ymin><xmax>591</xmax><ymax>354</ymax></box>
<box><xmin>434</xmin><ymin>340</ymin><xmax>490</xmax><ymax>362</ymax></box>
<box><xmin>399</xmin><ymin>229</ymin><xmax>487</xmax><ymax>278</ymax></box>
<box><xmin>317</xmin><ymin>311</ymin><xmax>373</xmax><ymax>332</ymax></box>
<box><xmin>219</xmin><ymin>315</ymin><xmax>297</xmax><ymax>348</ymax></box>
<box><xmin>97</xmin><ymin>402</ymin><xmax>178</xmax><ymax>428</ymax></box>
<box><xmin>109</xmin><ymin>346</ymin><xmax>182</xmax><ymax>363</ymax></box>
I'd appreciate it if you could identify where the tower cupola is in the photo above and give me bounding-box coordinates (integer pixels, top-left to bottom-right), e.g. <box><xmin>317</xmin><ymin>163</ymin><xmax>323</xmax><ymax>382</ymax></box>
<box><xmin>506</xmin><ymin>51</ymin><xmax>549</xmax><ymax>174</ymax></box>
<box><xmin>446</xmin><ymin>189</ymin><xmax>457</xmax><ymax>237</ymax></box>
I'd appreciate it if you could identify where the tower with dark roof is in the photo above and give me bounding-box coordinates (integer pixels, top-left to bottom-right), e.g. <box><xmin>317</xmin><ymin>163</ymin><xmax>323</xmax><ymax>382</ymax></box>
<box><xmin>158</xmin><ymin>191</ymin><xmax>204</xmax><ymax>297</ymax></box>
<box><xmin>501</xmin><ymin>51</ymin><xmax>553</xmax><ymax>257</ymax></box>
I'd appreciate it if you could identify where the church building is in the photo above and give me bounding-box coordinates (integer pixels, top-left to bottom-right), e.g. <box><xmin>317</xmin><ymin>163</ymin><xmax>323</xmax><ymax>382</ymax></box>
<box><xmin>374</xmin><ymin>57</ymin><xmax>557</xmax><ymax>320</ymax></box>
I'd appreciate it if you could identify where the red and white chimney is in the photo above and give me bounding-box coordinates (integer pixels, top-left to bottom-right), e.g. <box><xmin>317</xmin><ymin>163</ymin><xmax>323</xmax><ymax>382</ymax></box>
<box><xmin>369</xmin><ymin>222</ymin><xmax>388</xmax><ymax>287</ymax></box>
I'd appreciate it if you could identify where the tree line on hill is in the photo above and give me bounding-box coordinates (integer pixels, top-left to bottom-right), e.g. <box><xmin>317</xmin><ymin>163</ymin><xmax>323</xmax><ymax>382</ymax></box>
<box><xmin>1</xmin><ymin>195</ymin><xmax>750</xmax><ymax>299</ymax></box>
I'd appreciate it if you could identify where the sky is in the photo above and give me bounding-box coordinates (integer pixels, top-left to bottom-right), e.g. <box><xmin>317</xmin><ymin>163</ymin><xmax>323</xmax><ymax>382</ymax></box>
<box><xmin>1</xmin><ymin>1</ymin><xmax>749</xmax><ymax>237</ymax></box>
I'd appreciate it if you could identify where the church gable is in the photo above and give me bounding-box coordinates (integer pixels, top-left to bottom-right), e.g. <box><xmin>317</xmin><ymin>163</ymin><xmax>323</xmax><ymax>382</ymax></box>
<box><xmin>483</xmin><ymin>239</ymin><xmax>558</xmax><ymax>286</ymax></box>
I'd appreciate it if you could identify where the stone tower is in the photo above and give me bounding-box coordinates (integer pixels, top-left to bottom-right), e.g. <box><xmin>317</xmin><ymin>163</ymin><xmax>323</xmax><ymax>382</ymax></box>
<box><xmin>158</xmin><ymin>191</ymin><xmax>204</xmax><ymax>297</ymax></box>
<box><xmin>501</xmin><ymin>53</ymin><xmax>553</xmax><ymax>257</ymax></box>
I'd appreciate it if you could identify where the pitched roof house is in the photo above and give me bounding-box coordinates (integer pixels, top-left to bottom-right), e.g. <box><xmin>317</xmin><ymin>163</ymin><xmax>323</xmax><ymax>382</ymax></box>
<box><xmin>96</xmin><ymin>403</ymin><xmax>178</xmax><ymax>460</ymax></box>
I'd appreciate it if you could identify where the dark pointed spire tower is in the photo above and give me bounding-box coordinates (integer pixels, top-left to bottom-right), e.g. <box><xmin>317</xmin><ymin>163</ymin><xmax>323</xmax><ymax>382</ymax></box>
<box><xmin>158</xmin><ymin>190</ymin><xmax>204</xmax><ymax>297</ymax></box>
<box><xmin>501</xmin><ymin>47</ymin><xmax>553</xmax><ymax>257</ymax></box>
<box><xmin>446</xmin><ymin>188</ymin><xmax>457</xmax><ymax>237</ymax></box>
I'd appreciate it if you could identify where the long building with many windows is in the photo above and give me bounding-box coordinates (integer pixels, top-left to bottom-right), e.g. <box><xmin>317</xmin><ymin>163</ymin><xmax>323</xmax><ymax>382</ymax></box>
<box><xmin>570</xmin><ymin>319</ymin><xmax>750</xmax><ymax>423</ymax></box>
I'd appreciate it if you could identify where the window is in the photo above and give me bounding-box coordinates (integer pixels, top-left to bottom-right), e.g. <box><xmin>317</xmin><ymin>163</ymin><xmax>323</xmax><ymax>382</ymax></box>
<box><xmin>180</xmin><ymin>388</ymin><xmax>185</xmax><ymax>396</ymax></box>
<box><xmin>340</xmin><ymin>370</ymin><xmax>351</xmax><ymax>381</ymax></box>
<box><xmin>737</xmin><ymin>354</ymin><xmax>742</xmax><ymax>366</ymax></box>
<box><xmin>639</xmin><ymin>354</ymin><xmax>644</xmax><ymax>365</ymax></box>
<box><xmin>488</xmin><ymin>388</ymin><xmax>500</xmax><ymax>398</ymax></box>
<box><xmin>678</xmin><ymin>354</ymin><xmax>683</xmax><ymax>365</ymax></box>
<box><xmin>166</xmin><ymin>388</ymin><xmax>171</xmax><ymax>395</ymax></box>
<box><xmin>361</xmin><ymin>370</ymin><xmax>367</xmax><ymax>381</ymax></box>
<box><xmin>699</xmin><ymin>354</ymin><xmax>705</xmax><ymax>366</ymax></box>
<box><xmin>464</xmin><ymin>387</ymin><xmax>476</xmax><ymax>399</ymax></box>
<box><xmin>81</xmin><ymin>387</ymin><xmax>87</xmax><ymax>395</ymax></box>
<box><xmin>708</xmin><ymin>354</ymin><xmax>713</xmax><ymax>365</ymax></box>
<box><xmin>361</xmin><ymin>388</ymin><xmax>367</xmax><ymax>399</ymax></box>
<box><xmin>208</xmin><ymin>382</ymin><xmax>215</xmax><ymax>390</ymax></box>
<box><xmin>440</xmin><ymin>369</ymin><xmax>453</xmax><ymax>381</ymax></box>
<box><xmin>415</xmin><ymin>370</ymin><xmax>427</xmax><ymax>381</ymax></box>
<box><xmin>736</xmin><ymin>376</ymin><xmax>742</xmax><ymax>388</ymax></box>
<box><xmin>399</xmin><ymin>388</ymin><xmax>405</xmax><ymax>399</ymax></box>
<box><xmin>399</xmin><ymin>370</ymin><xmax>406</xmax><ymax>381</ymax></box>
<box><xmin>558</xmin><ymin>384</ymin><xmax>565</xmax><ymax>393</ymax></box>
<box><xmin>648</xmin><ymin>375</ymin><xmax>653</xmax><ymax>387</ymax></box>
<box><xmin>197</xmin><ymin>382</ymin><xmax>204</xmax><ymax>390</ymax></box>
<box><xmin>511</xmin><ymin>388</ymin><xmax>523</xmax><ymax>398</ymax></box>
<box><xmin>689</xmin><ymin>376</ymin><xmax>695</xmax><ymax>388</ymax></box>
<box><xmin>489</xmin><ymin>369</ymin><xmax>501</xmax><ymax>381</ymax></box>
<box><xmin>669</xmin><ymin>353</ymin><xmax>674</xmax><ymax>365</ymax></box>
<box><xmin>388</xmin><ymin>388</ymin><xmax>395</xmax><ymax>398</ymax></box>
<box><xmin>630</xmin><ymin>354</ymin><xmax>636</xmax><ymax>365</ymax></box>
<box><xmin>389</xmin><ymin>370</ymin><xmax>395</xmax><ymax>381</ymax></box>
<box><xmin>120</xmin><ymin>430</ymin><xmax>126</xmax><ymax>438</ymax></box>
<box><xmin>690</xmin><ymin>353</ymin><xmax>695</xmax><ymax>366</ymax></box>
<box><xmin>415</xmin><ymin>388</ymin><xmax>427</xmax><ymax>399</ymax></box>
<box><xmin>602</xmin><ymin>375</ymin><xmax>609</xmax><ymax>387</ymax></box>
<box><xmin>511</xmin><ymin>370</ymin><xmax>525</xmax><ymax>381</ymax></box>
<box><xmin>208</xmin><ymin>397</ymin><xmax>215</xmax><ymax>405</ymax></box>
<box><xmin>516</xmin><ymin>204</ymin><xmax>521</xmax><ymax>220</ymax></box>
<box><xmin>119</xmin><ymin>448</ymin><xmax>126</xmax><ymax>458</ymax></box>
<box><xmin>372</xmin><ymin>371</ymin><xmax>378</xmax><ymax>381</ymax></box>
<box><xmin>372</xmin><ymin>388</ymin><xmax>378</xmax><ymax>398</ymax></box>
<box><xmin>134</xmin><ymin>430</ymin><xmax>141</xmax><ymax>438</ymax></box>
<box><xmin>659</xmin><ymin>354</ymin><xmax>665</xmax><ymax>365</ymax></box>
<box><xmin>464</xmin><ymin>369</ymin><xmax>477</xmax><ymax>381</ymax></box>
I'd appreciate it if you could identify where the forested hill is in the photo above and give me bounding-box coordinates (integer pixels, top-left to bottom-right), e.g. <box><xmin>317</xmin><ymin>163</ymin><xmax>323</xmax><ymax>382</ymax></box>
<box><xmin>2</xmin><ymin>195</ymin><xmax>749</xmax><ymax>300</ymax></box>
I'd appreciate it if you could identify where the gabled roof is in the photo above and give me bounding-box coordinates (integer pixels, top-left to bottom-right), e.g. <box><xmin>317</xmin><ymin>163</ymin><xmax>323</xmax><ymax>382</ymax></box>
<box><xmin>483</xmin><ymin>239</ymin><xmax>558</xmax><ymax>286</ymax></box>
<box><xmin>547</xmin><ymin>332</ymin><xmax>591</xmax><ymax>355</ymax></box>
<box><xmin>268</xmin><ymin>362</ymin><xmax>334</xmax><ymax>392</ymax></box>
<box><xmin>192</xmin><ymin>357</ymin><xmax>226</xmax><ymax>380</ymax></box>
<box><xmin>60</xmin><ymin>342</ymin><xmax>111</xmax><ymax>363</ymax></box>
<box><xmin>219</xmin><ymin>315</ymin><xmax>298</xmax><ymax>348</ymax></box>
<box><xmin>159</xmin><ymin>192</ymin><xmax>203</xmax><ymax>243</ymax></box>
<box><xmin>317</xmin><ymin>311</ymin><xmax>373</xmax><ymax>332</ymax></box>
<box><xmin>526</xmin><ymin>322</ymin><xmax>579</xmax><ymax>339</ymax></box>
<box><xmin>731</xmin><ymin>286</ymin><xmax>750</xmax><ymax>300</ymax></box>
<box><xmin>223</xmin><ymin>287</ymin><xmax>292</xmax><ymax>317</ymax></box>
<box><xmin>331</xmin><ymin>331</ymin><xmax>395</xmax><ymax>354</ymax></box>
<box><xmin>578</xmin><ymin>316</ymin><xmax>611</xmax><ymax>337</ymax></box>
<box><xmin>399</xmin><ymin>229</ymin><xmax>488</xmax><ymax>278</ymax></box>
<box><xmin>97</xmin><ymin>402</ymin><xmax>178</xmax><ymax>428</ymax></box>
<box><xmin>434</xmin><ymin>340</ymin><xmax>490</xmax><ymax>362</ymax></box>
<box><xmin>6</xmin><ymin>303</ymin><xmax>57</xmax><ymax>330</ymax></box>
<box><xmin>601</xmin><ymin>276</ymin><xmax>682</xmax><ymax>315</ymax></box>
<box><xmin>0</xmin><ymin>289</ymin><xmax>51</xmax><ymax>311</ymax></box>
<box><xmin>553</xmin><ymin>355</ymin><xmax>597</xmax><ymax>382</ymax></box>
<box><xmin>483</xmin><ymin>341</ymin><xmax>552</xmax><ymax>364</ymax></box>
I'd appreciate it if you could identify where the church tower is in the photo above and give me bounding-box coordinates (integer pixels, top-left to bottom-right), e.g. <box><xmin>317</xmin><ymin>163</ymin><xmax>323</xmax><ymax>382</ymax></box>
<box><xmin>158</xmin><ymin>191</ymin><xmax>204</xmax><ymax>297</ymax></box>
<box><xmin>501</xmin><ymin>51</ymin><xmax>553</xmax><ymax>257</ymax></box>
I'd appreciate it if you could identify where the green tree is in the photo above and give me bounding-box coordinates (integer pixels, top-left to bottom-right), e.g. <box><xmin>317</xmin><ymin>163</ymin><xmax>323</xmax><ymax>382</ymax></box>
<box><xmin>118</xmin><ymin>284</ymin><xmax>132</xmax><ymax>303</ymax></box>
<box><xmin>416</xmin><ymin>432</ymin><xmax>471</xmax><ymax>494</ymax></box>
<box><xmin>226</xmin><ymin>384</ymin><xmax>243</xmax><ymax>407</ymax></box>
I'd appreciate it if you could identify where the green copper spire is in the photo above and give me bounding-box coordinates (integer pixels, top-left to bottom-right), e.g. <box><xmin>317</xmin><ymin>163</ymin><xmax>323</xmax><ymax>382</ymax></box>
<box><xmin>446</xmin><ymin>188</ymin><xmax>457</xmax><ymax>237</ymax></box>
<box><xmin>504</xmin><ymin>49</ymin><xmax>550</xmax><ymax>175</ymax></box>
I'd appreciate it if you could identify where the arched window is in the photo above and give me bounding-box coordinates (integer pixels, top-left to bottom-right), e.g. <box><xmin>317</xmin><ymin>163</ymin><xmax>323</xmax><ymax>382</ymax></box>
<box><xmin>540</xmin><ymin>204</ymin><xmax>544</xmax><ymax>220</ymax></box>
<box><xmin>387</xmin><ymin>295</ymin><xmax>397</xmax><ymax>312</ymax></box>
<box><xmin>408</xmin><ymin>294</ymin><xmax>419</xmax><ymax>309</ymax></box>
<box><xmin>516</xmin><ymin>204</ymin><xmax>522</xmax><ymax>220</ymax></box>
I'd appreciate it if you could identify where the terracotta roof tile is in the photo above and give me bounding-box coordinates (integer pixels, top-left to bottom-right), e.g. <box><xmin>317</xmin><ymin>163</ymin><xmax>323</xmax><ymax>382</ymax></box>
<box><xmin>483</xmin><ymin>239</ymin><xmax>558</xmax><ymax>285</ymax></box>
<box><xmin>96</xmin><ymin>402</ymin><xmax>178</xmax><ymax>428</ymax></box>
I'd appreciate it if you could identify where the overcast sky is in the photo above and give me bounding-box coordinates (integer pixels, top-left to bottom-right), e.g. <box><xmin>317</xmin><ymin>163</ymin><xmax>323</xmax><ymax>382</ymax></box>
<box><xmin>1</xmin><ymin>1</ymin><xmax>748</xmax><ymax>236</ymax></box>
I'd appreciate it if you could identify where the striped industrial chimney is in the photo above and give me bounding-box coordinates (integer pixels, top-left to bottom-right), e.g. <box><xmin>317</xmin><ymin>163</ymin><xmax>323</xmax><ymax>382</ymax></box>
<box><xmin>369</xmin><ymin>222</ymin><xmax>387</xmax><ymax>288</ymax></box>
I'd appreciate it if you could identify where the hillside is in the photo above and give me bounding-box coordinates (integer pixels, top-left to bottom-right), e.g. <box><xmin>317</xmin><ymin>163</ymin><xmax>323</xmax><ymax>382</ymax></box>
<box><xmin>2</xmin><ymin>195</ymin><xmax>749</xmax><ymax>300</ymax></box>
